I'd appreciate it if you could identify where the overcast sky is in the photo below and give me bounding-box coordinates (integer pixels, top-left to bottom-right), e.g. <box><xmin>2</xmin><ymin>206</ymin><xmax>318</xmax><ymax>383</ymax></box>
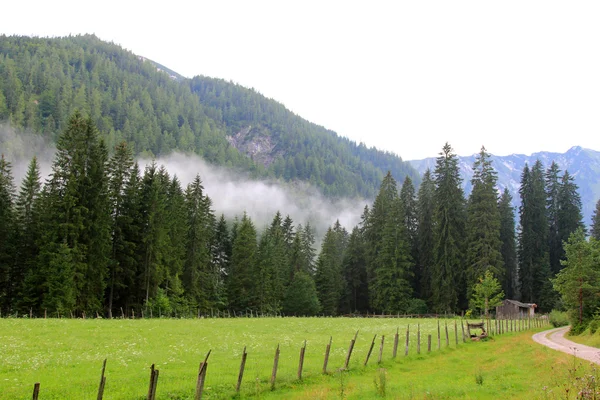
<box><xmin>4</xmin><ymin>1</ymin><xmax>600</xmax><ymax>160</ymax></box>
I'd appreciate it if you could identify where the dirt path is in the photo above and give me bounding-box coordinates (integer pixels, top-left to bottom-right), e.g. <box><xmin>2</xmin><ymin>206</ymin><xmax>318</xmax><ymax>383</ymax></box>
<box><xmin>532</xmin><ymin>326</ymin><xmax>600</xmax><ymax>364</ymax></box>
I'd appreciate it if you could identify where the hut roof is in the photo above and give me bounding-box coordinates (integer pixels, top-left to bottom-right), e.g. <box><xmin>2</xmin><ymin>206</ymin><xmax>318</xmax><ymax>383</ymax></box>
<box><xmin>504</xmin><ymin>299</ymin><xmax>536</xmax><ymax>308</ymax></box>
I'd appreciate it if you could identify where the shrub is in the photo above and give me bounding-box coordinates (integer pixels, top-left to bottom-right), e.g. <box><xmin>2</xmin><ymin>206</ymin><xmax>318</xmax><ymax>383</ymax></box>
<box><xmin>549</xmin><ymin>310</ymin><xmax>569</xmax><ymax>327</ymax></box>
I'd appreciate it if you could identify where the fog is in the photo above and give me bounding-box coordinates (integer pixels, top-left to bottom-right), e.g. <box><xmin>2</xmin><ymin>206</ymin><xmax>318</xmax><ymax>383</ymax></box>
<box><xmin>0</xmin><ymin>124</ymin><xmax>55</xmax><ymax>185</ymax></box>
<box><xmin>145</xmin><ymin>153</ymin><xmax>367</xmax><ymax>239</ymax></box>
<box><xmin>0</xmin><ymin>125</ymin><xmax>368</xmax><ymax>241</ymax></box>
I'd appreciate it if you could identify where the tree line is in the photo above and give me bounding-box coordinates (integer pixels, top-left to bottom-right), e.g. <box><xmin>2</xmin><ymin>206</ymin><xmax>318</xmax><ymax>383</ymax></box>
<box><xmin>0</xmin><ymin>112</ymin><xmax>588</xmax><ymax>317</ymax></box>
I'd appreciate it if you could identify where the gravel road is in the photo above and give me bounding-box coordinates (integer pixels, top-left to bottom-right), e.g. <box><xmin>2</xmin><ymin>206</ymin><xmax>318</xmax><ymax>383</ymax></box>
<box><xmin>532</xmin><ymin>326</ymin><xmax>600</xmax><ymax>365</ymax></box>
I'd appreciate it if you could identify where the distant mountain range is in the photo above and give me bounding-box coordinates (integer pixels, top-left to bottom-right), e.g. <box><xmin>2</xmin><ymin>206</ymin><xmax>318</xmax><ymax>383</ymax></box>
<box><xmin>409</xmin><ymin>146</ymin><xmax>600</xmax><ymax>226</ymax></box>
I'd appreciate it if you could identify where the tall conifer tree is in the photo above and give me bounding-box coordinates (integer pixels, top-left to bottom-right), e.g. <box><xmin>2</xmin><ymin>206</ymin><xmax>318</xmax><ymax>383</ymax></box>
<box><xmin>432</xmin><ymin>143</ymin><xmax>466</xmax><ymax>313</ymax></box>
<box><xmin>465</xmin><ymin>147</ymin><xmax>503</xmax><ymax>299</ymax></box>
<box><xmin>498</xmin><ymin>188</ymin><xmax>517</xmax><ymax>299</ymax></box>
<box><xmin>416</xmin><ymin>169</ymin><xmax>435</xmax><ymax>303</ymax></box>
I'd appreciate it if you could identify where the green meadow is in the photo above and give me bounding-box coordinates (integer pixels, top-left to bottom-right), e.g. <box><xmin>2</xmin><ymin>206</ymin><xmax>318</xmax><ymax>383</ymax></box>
<box><xmin>0</xmin><ymin>317</ymin><xmax>588</xmax><ymax>399</ymax></box>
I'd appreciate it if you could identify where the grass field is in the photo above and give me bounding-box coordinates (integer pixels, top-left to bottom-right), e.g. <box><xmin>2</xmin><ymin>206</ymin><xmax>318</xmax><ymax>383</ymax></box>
<box><xmin>0</xmin><ymin>317</ymin><xmax>587</xmax><ymax>399</ymax></box>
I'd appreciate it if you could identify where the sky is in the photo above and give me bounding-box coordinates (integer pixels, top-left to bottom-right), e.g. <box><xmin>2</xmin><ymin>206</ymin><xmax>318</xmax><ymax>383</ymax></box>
<box><xmin>4</xmin><ymin>1</ymin><xmax>600</xmax><ymax>160</ymax></box>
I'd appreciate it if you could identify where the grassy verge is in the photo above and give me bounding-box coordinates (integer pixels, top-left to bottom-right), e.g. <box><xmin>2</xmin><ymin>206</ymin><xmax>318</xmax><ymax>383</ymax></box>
<box><xmin>567</xmin><ymin>329</ymin><xmax>600</xmax><ymax>349</ymax></box>
<box><xmin>0</xmin><ymin>317</ymin><xmax>576</xmax><ymax>399</ymax></box>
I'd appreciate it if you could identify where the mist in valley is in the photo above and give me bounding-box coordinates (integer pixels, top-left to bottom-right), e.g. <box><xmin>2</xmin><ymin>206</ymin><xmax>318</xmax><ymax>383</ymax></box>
<box><xmin>0</xmin><ymin>125</ymin><xmax>368</xmax><ymax>242</ymax></box>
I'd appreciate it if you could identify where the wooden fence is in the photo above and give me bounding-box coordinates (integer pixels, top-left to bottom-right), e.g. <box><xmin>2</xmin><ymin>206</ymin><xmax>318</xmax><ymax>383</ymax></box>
<box><xmin>27</xmin><ymin>316</ymin><xmax>550</xmax><ymax>399</ymax></box>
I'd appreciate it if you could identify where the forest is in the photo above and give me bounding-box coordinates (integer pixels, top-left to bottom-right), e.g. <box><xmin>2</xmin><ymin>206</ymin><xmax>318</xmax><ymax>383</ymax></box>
<box><xmin>0</xmin><ymin>34</ymin><xmax>418</xmax><ymax>199</ymax></box>
<box><xmin>0</xmin><ymin>111</ymin><xmax>593</xmax><ymax>319</ymax></box>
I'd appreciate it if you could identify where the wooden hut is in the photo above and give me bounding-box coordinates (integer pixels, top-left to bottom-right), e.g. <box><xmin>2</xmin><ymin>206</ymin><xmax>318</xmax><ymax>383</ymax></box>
<box><xmin>495</xmin><ymin>299</ymin><xmax>536</xmax><ymax>319</ymax></box>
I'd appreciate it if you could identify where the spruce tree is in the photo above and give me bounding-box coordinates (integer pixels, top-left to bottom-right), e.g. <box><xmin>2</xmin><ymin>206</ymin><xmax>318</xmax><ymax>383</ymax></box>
<box><xmin>15</xmin><ymin>157</ymin><xmax>42</xmax><ymax>312</ymax></box>
<box><xmin>183</xmin><ymin>175</ymin><xmax>213</xmax><ymax>310</ymax></box>
<box><xmin>498</xmin><ymin>188</ymin><xmax>518</xmax><ymax>299</ymax></box>
<box><xmin>465</xmin><ymin>147</ymin><xmax>503</xmax><ymax>299</ymax></box>
<box><xmin>518</xmin><ymin>161</ymin><xmax>552</xmax><ymax>309</ymax></box>
<box><xmin>227</xmin><ymin>212</ymin><xmax>257</xmax><ymax>312</ymax></box>
<box><xmin>432</xmin><ymin>143</ymin><xmax>466</xmax><ymax>313</ymax></box>
<box><xmin>107</xmin><ymin>142</ymin><xmax>134</xmax><ymax>317</ymax></box>
<box><xmin>211</xmin><ymin>214</ymin><xmax>231</xmax><ymax>309</ymax></box>
<box><xmin>315</xmin><ymin>221</ymin><xmax>347</xmax><ymax>315</ymax></box>
<box><xmin>400</xmin><ymin>176</ymin><xmax>419</xmax><ymax>292</ymax></box>
<box><xmin>546</xmin><ymin>162</ymin><xmax>562</xmax><ymax>275</ymax></box>
<box><xmin>0</xmin><ymin>154</ymin><xmax>17</xmax><ymax>313</ymax></box>
<box><xmin>283</xmin><ymin>271</ymin><xmax>320</xmax><ymax>316</ymax></box>
<box><xmin>416</xmin><ymin>169</ymin><xmax>435</xmax><ymax>303</ymax></box>
<box><xmin>557</xmin><ymin>170</ymin><xmax>585</xmax><ymax>264</ymax></box>
<box><xmin>341</xmin><ymin>226</ymin><xmax>368</xmax><ymax>313</ymax></box>
<box><xmin>370</xmin><ymin>195</ymin><xmax>413</xmax><ymax>313</ymax></box>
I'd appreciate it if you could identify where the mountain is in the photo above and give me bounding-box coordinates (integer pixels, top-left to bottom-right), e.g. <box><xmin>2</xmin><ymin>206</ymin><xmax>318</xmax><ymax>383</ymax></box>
<box><xmin>409</xmin><ymin>146</ymin><xmax>600</xmax><ymax>225</ymax></box>
<box><xmin>0</xmin><ymin>34</ymin><xmax>418</xmax><ymax>199</ymax></box>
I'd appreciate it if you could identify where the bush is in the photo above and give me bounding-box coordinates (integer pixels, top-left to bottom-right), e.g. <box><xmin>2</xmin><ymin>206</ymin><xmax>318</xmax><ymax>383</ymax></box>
<box><xmin>549</xmin><ymin>310</ymin><xmax>569</xmax><ymax>327</ymax></box>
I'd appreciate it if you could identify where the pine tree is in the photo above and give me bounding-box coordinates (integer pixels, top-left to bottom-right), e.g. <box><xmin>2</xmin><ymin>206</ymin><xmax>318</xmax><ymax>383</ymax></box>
<box><xmin>15</xmin><ymin>157</ymin><xmax>42</xmax><ymax>312</ymax></box>
<box><xmin>107</xmin><ymin>142</ymin><xmax>134</xmax><ymax>318</ymax></box>
<box><xmin>283</xmin><ymin>272</ymin><xmax>320</xmax><ymax>316</ymax></box>
<box><xmin>416</xmin><ymin>169</ymin><xmax>435</xmax><ymax>303</ymax></box>
<box><xmin>0</xmin><ymin>154</ymin><xmax>17</xmax><ymax>313</ymax></box>
<box><xmin>138</xmin><ymin>162</ymin><xmax>169</xmax><ymax>306</ymax></box>
<box><xmin>211</xmin><ymin>214</ymin><xmax>231</xmax><ymax>309</ymax></box>
<box><xmin>341</xmin><ymin>226</ymin><xmax>368</xmax><ymax>313</ymax></box>
<box><xmin>518</xmin><ymin>161</ymin><xmax>552</xmax><ymax>309</ymax></box>
<box><xmin>400</xmin><ymin>176</ymin><xmax>419</xmax><ymax>292</ymax></box>
<box><xmin>557</xmin><ymin>170</ymin><xmax>585</xmax><ymax>266</ymax></box>
<box><xmin>498</xmin><ymin>188</ymin><xmax>517</xmax><ymax>299</ymax></box>
<box><xmin>315</xmin><ymin>221</ymin><xmax>347</xmax><ymax>315</ymax></box>
<box><xmin>546</xmin><ymin>162</ymin><xmax>562</xmax><ymax>275</ymax></box>
<box><xmin>183</xmin><ymin>175</ymin><xmax>213</xmax><ymax>310</ymax></box>
<box><xmin>164</xmin><ymin>176</ymin><xmax>188</xmax><ymax>312</ymax></box>
<box><xmin>227</xmin><ymin>212</ymin><xmax>257</xmax><ymax>312</ymax></box>
<box><xmin>370</xmin><ymin>196</ymin><xmax>413</xmax><ymax>313</ymax></box>
<box><xmin>465</xmin><ymin>147</ymin><xmax>503</xmax><ymax>299</ymax></box>
<box><xmin>432</xmin><ymin>143</ymin><xmax>466</xmax><ymax>313</ymax></box>
<box><xmin>36</xmin><ymin>112</ymin><xmax>111</xmax><ymax>315</ymax></box>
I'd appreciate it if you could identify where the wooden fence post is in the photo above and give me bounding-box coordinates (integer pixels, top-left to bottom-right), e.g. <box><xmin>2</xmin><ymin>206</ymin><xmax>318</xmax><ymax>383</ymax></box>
<box><xmin>404</xmin><ymin>325</ymin><xmax>410</xmax><ymax>356</ymax></box>
<box><xmin>147</xmin><ymin>364</ymin><xmax>159</xmax><ymax>400</ymax></box>
<box><xmin>445</xmin><ymin>322</ymin><xmax>449</xmax><ymax>347</ymax></box>
<box><xmin>323</xmin><ymin>337</ymin><xmax>332</xmax><ymax>374</ymax></box>
<box><xmin>378</xmin><ymin>335</ymin><xmax>385</xmax><ymax>364</ymax></box>
<box><xmin>427</xmin><ymin>335</ymin><xmax>432</xmax><ymax>353</ymax></box>
<box><xmin>271</xmin><ymin>344</ymin><xmax>280</xmax><ymax>389</ymax></box>
<box><xmin>417</xmin><ymin>324</ymin><xmax>421</xmax><ymax>354</ymax></box>
<box><xmin>461</xmin><ymin>319</ymin><xmax>466</xmax><ymax>343</ymax></box>
<box><xmin>437</xmin><ymin>320</ymin><xmax>441</xmax><ymax>350</ymax></box>
<box><xmin>297</xmin><ymin>340</ymin><xmax>306</xmax><ymax>380</ymax></box>
<box><xmin>97</xmin><ymin>358</ymin><xmax>107</xmax><ymax>400</ymax></box>
<box><xmin>364</xmin><ymin>335</ymin><xmax>377</xmax><ymax>366</ymax></box>
<box><xmin>392</xmin><ymin>327</ymin><xmax>399</xmax><ymax>358</ymax></box>
<box><xmin>344</xmin><ymin>331</ymin><xmax>359</xmax><ymax>370</ymax></box>
<box><xmin>32</xmin><ymin>383</ymin><xmax>40</xmax><ymax>400</ymax></box>
<box><xmin>195</xmin><ymin>350</ymin><xmax>211</xmax><ymax>400</ymax></box>
<box><xmin>236</xmin><ymin>346</ymin><xmax>247</xmax><ymax>393</ymax></box>
<box><xmin>454</xmin><ymin>320</ymin><xmax>458</xmax><ymax>346</ymax></box>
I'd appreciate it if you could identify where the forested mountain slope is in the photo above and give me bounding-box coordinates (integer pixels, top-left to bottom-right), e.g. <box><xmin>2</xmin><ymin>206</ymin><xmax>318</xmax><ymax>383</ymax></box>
<box><xmin>0</xmin><ymin>34</ymin><xmax>418</xmax><ymax>198</ymax></box>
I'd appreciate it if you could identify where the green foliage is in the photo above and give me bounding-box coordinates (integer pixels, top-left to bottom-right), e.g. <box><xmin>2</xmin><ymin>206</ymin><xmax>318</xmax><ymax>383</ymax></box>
<box><xmin>552</xmin><ymin>228</ymin><xmax>600</xmax><ymax>332</ymax></box>
<box><xmin>432</xmin><ymin>143</ymin><xmax>466</xmax><ymax>313</ymax></box>
<box><xmin>465</xmin><ymin>147</ymin><xmax>503</xmax><ymax>300</ymax></box>
<box><xmin>282</xmin><ymin>272</ymin><xmax>320</xmax><ymax>316</ymax></box>
<box><xmin>518</xmin><ymin>161</ymin><xmax>553</xmax><ymax>310</ymax></box>
<box><xmin>548</xmin><ymin>310</ymin><xmax>570</xmax><ymax>328</ymax></box>
<box><xmin>315</xmin><ymin>221</ymin><xmax>347</xmax><ymax>316</ymax></box>
<box><xmin>498</xmin><ymin>188</ymin><xmax>517</xmax><ymax>299</ymax></box>
<box><xmin>0</xmin><ymin>34</ymin><xmax>419</xmax><ymax>200</ymax></box>
<box><xmin>469</xmin><ymin>271</ymin><xmax>504</xmax><ymax>317</ymax></box>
